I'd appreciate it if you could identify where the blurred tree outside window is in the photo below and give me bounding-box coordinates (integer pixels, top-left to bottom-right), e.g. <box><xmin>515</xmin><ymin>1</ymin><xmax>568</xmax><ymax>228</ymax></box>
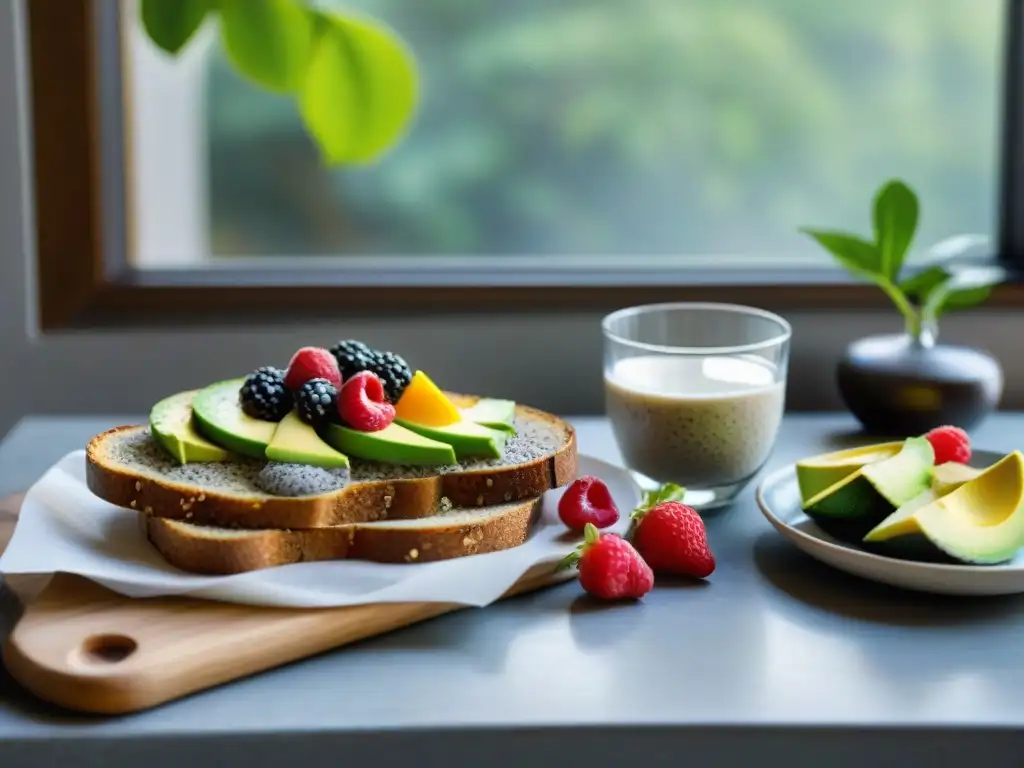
<box><xmin>127</xmin><ymin>0</ymin><xmax>1002</xmax><ymax>267</ymax></box>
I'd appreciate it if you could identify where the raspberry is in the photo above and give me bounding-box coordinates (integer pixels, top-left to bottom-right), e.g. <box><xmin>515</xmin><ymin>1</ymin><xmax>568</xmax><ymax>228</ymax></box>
<box><xmin>295</xmin><ymin>378</ymin><xmax>339</xmax><ymax>429</ymax></box>
<box><xmin>338</xmin><ymin>371</ymin><xmax>396</xmax><ymax>432</ymax></box>
<box><xmin>630</xmin><ymin>487</ymin><xmax>715</xmax><ymax>579</ymax></box>
<box><xmin>561</xmin><ymin>523</ymin><xmax>653</xmax><ymax>600</ymax></box>
<box><xmin>557</xmin><ymin>476</ymin><xmax>620</xmax><ymax>531</ymax></box>
<box><xmin>328</xmin><ymin>340</ymin><xmax>412</xmax><ymax>403</ymax></box>
<box><xmin>284</xmin><ymin>347</ymin><xmax>342</xmax><ymax>391</ymax></box>
<box><xmin>924</xmin><ymin>425</ymin><xmax>971</xmax><ymax>465</ymax></box>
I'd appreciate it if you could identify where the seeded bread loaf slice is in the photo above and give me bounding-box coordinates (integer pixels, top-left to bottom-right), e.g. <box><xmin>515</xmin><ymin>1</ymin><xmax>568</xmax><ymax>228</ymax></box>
<box><xmin>144</xmin><ymin>497</ymin><xmax>544</xmax><ymax>575</ymax></box>
<box><xmin>85</xmin><ymin>398</ymin><xmax>576</xmax><ymax>530</ymax></box>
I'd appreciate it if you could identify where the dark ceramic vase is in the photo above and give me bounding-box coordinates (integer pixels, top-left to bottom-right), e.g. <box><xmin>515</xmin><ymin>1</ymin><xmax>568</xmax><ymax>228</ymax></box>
<box><xmin>836</xmin><ymin>324</ymin><xmax>1003</xmax><ymax>436</ymax></box>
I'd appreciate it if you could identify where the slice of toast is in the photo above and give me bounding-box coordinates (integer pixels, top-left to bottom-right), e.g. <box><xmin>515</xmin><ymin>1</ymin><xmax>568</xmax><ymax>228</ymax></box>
<box><xmin>86</xmin><ymin>400</ymin><xmax>576</xmax><ymax>530</ymax></box>
<box><xmin>144</xmin><ymin>497</ymin><xmax>544</xmax><ymax>575</ymax></box>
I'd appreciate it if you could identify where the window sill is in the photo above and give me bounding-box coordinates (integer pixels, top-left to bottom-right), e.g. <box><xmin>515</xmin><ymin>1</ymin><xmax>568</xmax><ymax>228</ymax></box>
<box><xmin>36</xmin><ymin>262</ymin><xmax>1024</xmax><ymax>331</ymax></box>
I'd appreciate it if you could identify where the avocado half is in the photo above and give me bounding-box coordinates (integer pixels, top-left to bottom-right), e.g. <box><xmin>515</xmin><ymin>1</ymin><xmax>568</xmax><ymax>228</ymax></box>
<box><xmin>795</xmin><ymin>441</ymin><xmax>903</xmax><ymax>506</ymax></box>
<box><xmin>863</xmin><ymin>451</ymin><xmax>1024</xmax><ymax>565</ymax></box>
<box><xmin>802</xmin><ymin>436</ymin><xmax>935</xmax><ymax>544</ymax></box>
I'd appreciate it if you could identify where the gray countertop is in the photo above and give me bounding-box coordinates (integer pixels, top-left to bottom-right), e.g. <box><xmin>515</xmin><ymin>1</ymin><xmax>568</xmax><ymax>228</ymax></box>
<box><xmin>3</xmin><ymin>414</ymin><xmax>1024</xmax><ymax>768</ymax></box>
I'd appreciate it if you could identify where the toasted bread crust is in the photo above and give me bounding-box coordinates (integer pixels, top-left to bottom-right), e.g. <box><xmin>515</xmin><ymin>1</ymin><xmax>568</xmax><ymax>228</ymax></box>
<box><xmin>86</xmin><ymin>401</ymin><xmax>577</xmax><ymax>530</ymax></box>
<box><xmin>145</xmin><ymin>498</ymin><xmax>544</xmax><ymax>575</ymax></box>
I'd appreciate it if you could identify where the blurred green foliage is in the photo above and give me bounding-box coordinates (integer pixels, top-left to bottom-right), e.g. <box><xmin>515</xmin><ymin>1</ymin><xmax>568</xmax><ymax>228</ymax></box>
<box><xmin>141</xmin><ymin>0</ymin><xmax>417</xmax><ymax>166</ymax></box>
<box><xmin>202</xmin><ymin>0</ymin><xmax>1002</xmax><ymax>259</ymax></box>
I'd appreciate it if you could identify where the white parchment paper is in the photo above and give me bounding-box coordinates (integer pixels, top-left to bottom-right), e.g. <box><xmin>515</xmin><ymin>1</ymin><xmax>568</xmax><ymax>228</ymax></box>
<box><xmin>0</xmin><ymin>451</ymin><xmax>638</xmax><ymax>608</ymax></box>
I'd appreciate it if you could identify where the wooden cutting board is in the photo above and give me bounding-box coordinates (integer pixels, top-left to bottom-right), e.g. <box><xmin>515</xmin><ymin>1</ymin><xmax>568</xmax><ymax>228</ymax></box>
<box><xmin>0</xmin><ymin>494</ymin><xmax>571</xmax><ymax>715</ymax></box>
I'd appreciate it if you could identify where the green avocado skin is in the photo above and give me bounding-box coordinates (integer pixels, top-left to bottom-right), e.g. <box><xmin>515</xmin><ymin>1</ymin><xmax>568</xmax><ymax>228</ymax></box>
<box><xmin>395</xmin><ymin>419</ymin><xmax>506</xmax><ymax>460</ymax></box>
<box><xmin>860</xmin><ymin>535</ymin><xmax>972</xmax><ymax>565</ymax></box>
<box><xmin>804</xmin><ymin>481</ymin><xmax>895</xmax><ymax>544</ymax></box>
<box><xmin>321</xmin><ymin>422</ymin><xmax>457</xmax><ymax>466</ymax></box>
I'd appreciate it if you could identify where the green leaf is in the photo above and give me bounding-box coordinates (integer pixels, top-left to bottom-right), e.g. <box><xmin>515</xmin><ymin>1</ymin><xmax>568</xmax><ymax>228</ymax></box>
<box><xmin>942</xmin><ymin>284</ymin><xmax>994</xmax><ymax>311</ymax></box>
<box><xmin>140</xmin><ymin>0</ymin><xmax>210</xmax><ymax>55</ymax></box>
<box><xmin>557</xmin><ymin>550</ymin><xmax>580</xmax><ymax>571</ymax></box>
<box><xmin>298</xmin><ymin>11</ymin><xmax>419</xmax><ymax>164</ymax></box>
<box><xmin>921</xmin><ymin>266</ymin><xmax>1005</xmax><ymax>322</ymax></box>
<box><xmin>899</xmin><ymin>265</ymin><xmax>948</xmax><ymax>304</ymax></box>
<box><xmin>626</xmin><ymin>483</ymin><xmax>687</xmax><ymax>540</ymax></box>
<box><xmin>900</xmin><ymin>233</ymin><xmax>996</xmax><ymax>307</ymax></box>
<box><xmin>632</xmin><ymin>483</ymin><xmax>686</xmax><ymax>519</ymax></box>
<box><xmin>219</xmin><ymin>0</ymin><xmax>315</xmax><ymax>93</ymax></box>
<box><xmin>799</xmin><ymin>228</ymin><xmax>881</xmax><ymax>278</ymax></box>
<box><xmin>873</xmin><ymin>179</ymin><xmax>919</xmax><ymax>281</ymax></box>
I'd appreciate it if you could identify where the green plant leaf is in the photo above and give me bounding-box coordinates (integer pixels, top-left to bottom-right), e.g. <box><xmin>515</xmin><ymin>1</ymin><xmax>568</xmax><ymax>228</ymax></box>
<box><xmin>900</xmin><ymin>265</ymin><xmax>992</xmax><ymax>310</ymax></box>
<box><xmin>140</xmin><ymin>0</ymin><xmax>210</xmax><ymax>55</ymax></box>
<box><xmin>219</xmin><ymin>0</ymin><xmax>315</xmax><ymax>93</ymax></box>
<box><xmin>899</xmin><ymin>264</ymin><xmax>948</xmax><ymax>304</ymax></box>
<box><xmin>873</xmin><ymin>179</ymin><xmax>919</xmax><ymax>281</ymax></box>
<box><xmin>921</xmin><ymin>266</ymin><xmax>1006</xmax><ymax>322</ymax></box>
<box><xmin>299</xmin><ymin>12</ymin><xmax>418</xmax><ymax>164</ymax></box>
<box><xmin>900</xmin><ymin>233</ymin><xmax>996</xmax><ymax>308</ymax></box>
<box><xmin>799</xmin><ymin>228</ymin><xmax>880</xmax><ymax>278</ymax></box>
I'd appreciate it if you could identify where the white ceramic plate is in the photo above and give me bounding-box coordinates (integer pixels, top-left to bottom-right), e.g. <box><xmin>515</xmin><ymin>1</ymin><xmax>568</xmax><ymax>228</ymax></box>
<box><xmin>756</xmin><ymin>449</ymin><xmax>1024</xmax><ymax>596</ymax></box>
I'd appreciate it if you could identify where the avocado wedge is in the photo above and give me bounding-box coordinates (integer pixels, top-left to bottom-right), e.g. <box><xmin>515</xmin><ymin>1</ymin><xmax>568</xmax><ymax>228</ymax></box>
<box><xmin>802</xmin><ymin>436</ymin><xmax>935</xmax><ymax>544</ymax></box>
<box><xmin>149</xmin><ymin>390</ymin><xmax>234</xmax><ymax>465</ymax></box>
<box><xmin>321</xmin><ymin>422</ymin><xmax>457</xmax><ymax>466</ymax></box>
<box><xmin>795</xmin><ymin>441</ymin><xmax>902</xmax><ymax>505</ymax></box>
<box><xmin>192</xmin><ymin>378</ymin><xmax>277</xmax><ymax>459</ymax></box>
<box><xmin>266</xmin><ymin>410</ymin><xmax>349</xmax><ymax>470</ymax></box>
<box><xmin>460</xmin><ymin>398</ymin><xmax>517</xmax><ymax>434</ymax></box>
<box><xmin>863</xmin><ymin>451</ymin><xmax>1024</xmax><ymax>565</ymax></box>
<box><xmin>930</xmin><ymin>462</ymin><xmax>983</xmax><ymax>497</ymax></box>
<box><xmin>395</xmin><ymin>418</ymin><xmax>507</xmax><ymax>460</ymax></box>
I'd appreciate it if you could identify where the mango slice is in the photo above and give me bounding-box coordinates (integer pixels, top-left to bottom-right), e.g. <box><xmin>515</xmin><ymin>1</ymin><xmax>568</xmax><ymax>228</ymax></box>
<box><xmin>394</xmin><ymin>371</ymin><xmax>462</xmax><ymax>427</ymax></box>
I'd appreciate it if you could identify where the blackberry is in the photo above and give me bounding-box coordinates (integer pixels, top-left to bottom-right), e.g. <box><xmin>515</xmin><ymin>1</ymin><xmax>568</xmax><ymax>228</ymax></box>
<box><xmin>296</xmin><ymin>378</ymin><xmax>339</xmax><ymax>428</ymax></box>
<box><xmin>330</xmin><ymin>339</ymin><xmax>376</xmax><ymax>382</ymax></box>
<box><xmin>239</xmin><ymin>366</ymin><xmax>292</xmax><ymax>422</ymax></box>
<box><xmin>366</xmin><ymin>349</ymin><xmax>413</xmax><ymax>403</ymax></box>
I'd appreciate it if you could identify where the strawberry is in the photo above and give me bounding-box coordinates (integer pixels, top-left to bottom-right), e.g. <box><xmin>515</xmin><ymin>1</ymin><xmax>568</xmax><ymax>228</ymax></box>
<box><xmin>557</xmin><ymin>475</ymin><xmax>620</xmax><ymax>531</ymax></box>
<box><xmin>923</xmin><ymin>425</ymin><xmax>971</xmax><ymax>465</ymax></box>
<box><xmin>338</xmin><ymin>371</ymin><xmax>396</xmax><ymax>432</ymax></box>
<box><xmin>629</xmin><ymin>484</ymin><xmax>715</xmax><ymax>579</ymax></box>
<box><xmin>560</xmin><ymin>523</ymin><xmax>653</xmax><ymax>600</ymax></box>
<box><xmin>284</xmin><ymin>347</ymin><xmax>342</xmax><ymax>391</ymax></box>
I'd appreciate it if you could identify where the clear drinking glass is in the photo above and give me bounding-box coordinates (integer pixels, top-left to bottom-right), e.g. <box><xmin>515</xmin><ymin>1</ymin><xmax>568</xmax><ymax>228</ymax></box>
<box><xmin>602</xmin><ymin>302</ymin><xmax>791</xmax><ymax>512</ymax></box>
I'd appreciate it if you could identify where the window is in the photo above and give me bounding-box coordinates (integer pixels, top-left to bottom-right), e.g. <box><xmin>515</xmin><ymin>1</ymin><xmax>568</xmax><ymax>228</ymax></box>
<box><xmin>27</xmin><ymin>0</ymin><xmax>1020</xmax><ymax>329</ymax></box>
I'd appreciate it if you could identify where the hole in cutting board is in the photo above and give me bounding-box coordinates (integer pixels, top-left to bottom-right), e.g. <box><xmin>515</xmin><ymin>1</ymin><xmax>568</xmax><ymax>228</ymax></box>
<box><xmin>80</xmin><ymin>634</ymin><xmax>137</xmax><ymax>663</ymax></box>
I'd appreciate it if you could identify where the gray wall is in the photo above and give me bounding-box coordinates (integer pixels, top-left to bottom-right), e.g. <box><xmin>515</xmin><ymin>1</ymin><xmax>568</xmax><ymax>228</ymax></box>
<box><xmin>0</xmin><ymin>1</ymin><xmax>1020</xmax><ymax>440</ymax></box>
